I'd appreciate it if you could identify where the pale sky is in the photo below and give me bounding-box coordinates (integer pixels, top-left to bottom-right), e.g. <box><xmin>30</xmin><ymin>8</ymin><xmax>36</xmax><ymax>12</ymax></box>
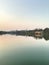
<box><xmin>0</xmin><ymin>0</ymin><xmax>49</xmax><ymax>30</ymax></box>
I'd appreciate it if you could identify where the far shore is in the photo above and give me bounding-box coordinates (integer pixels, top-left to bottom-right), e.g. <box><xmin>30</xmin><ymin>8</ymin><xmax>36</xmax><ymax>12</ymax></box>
<box><xmin>0</xmin><ymin>28</ymin><xmax>49</xmax><ymax>40</ymax></box>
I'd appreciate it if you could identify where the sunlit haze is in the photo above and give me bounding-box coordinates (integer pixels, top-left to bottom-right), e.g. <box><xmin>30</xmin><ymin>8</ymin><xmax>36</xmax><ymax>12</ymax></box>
<box><xmin>0</xmin><ymin>0</ymin><xmax>49</xmax><ymax>30</ymax></box>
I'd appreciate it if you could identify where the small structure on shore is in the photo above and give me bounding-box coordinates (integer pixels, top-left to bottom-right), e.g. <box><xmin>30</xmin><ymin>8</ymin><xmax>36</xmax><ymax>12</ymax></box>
<box><xmin>34</xmin><ymin>29</ymin><xmax>43</xmax><ymax>38</ymax></box>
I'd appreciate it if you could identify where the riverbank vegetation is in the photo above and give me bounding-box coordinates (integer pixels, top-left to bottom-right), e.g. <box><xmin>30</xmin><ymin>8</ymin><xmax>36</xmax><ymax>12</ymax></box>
<box><xmin>0</xmin><ymin>28</ymin><xmax>49</xmax><ymax>40</ymax></box>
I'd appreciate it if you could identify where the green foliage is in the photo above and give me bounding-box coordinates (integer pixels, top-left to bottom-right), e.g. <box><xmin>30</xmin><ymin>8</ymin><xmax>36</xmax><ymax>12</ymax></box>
<box><xmin>43</xmin><ymin>28</ymin><xmax>49</xmax><ymax>40</ymax></box>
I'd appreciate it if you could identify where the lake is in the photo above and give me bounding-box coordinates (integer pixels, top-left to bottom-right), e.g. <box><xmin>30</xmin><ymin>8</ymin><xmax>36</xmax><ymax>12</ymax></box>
<box><xmin>0</xmin><ymin>35</ymin><xmax>49</xmax><ymax>65</ymax></box>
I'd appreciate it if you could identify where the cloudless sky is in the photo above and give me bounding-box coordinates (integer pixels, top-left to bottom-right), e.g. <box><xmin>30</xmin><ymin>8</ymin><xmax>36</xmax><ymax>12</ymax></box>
<box><xmin>0</xmin><ymin>0</ymin><xmax>49</xmax><ymax>30</ymax></box>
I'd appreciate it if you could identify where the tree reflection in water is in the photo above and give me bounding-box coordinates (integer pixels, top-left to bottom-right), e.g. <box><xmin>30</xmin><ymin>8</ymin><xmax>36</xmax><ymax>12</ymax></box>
<box><xmin>0</xmin><ymin>28</ymin><xmax>49</xmax><ymax>41</ymax></box>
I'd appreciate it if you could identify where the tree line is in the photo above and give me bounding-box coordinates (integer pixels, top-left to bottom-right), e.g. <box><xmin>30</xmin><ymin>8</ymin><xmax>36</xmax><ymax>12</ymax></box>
<box><xmin>0</xmin><ymin>28</ymin><xmax>49</xmax><ymax>40</ymax></box>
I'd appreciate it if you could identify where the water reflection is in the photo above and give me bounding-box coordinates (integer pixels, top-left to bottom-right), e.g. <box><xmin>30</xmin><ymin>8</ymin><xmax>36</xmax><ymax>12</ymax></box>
<box><xmin>0</xmin><ymin>33</ymin><xmax>49</xmax><ymax>41</ymax></box>
<box><xmin>0</xmin><ymin>35</ymin><xmax>49</xmax><ymax>65</ymax></box>
<box><xmin>0</xmin><ymin>28</ymin><xmax>49</xmax><ymax>65</ymax></box>
<box><xmin>0</xmin><ymin>28</ymin><xmax>49</xmax><ymax>41</ymax></box>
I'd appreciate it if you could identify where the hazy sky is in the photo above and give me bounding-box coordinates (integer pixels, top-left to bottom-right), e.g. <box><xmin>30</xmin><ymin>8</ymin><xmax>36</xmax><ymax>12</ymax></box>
<box><xmin>0</xmin><ymin>0</ymin><xmax>49</xmax><ymax>30</ymax></box>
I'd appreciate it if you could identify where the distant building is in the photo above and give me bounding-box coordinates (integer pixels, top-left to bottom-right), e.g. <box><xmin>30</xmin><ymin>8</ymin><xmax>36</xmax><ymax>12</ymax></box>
<box><xmin>35</xmin><ymin>30</ymin><xmax>43</xmax><ymax>38</ymax></box>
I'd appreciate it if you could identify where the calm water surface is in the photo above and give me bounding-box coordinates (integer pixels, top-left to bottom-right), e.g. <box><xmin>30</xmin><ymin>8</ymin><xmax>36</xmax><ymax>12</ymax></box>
<box><xmin>0</xmin><ymin>35</ymin><xmax>49</xmax><ymax>65</ymax></box>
